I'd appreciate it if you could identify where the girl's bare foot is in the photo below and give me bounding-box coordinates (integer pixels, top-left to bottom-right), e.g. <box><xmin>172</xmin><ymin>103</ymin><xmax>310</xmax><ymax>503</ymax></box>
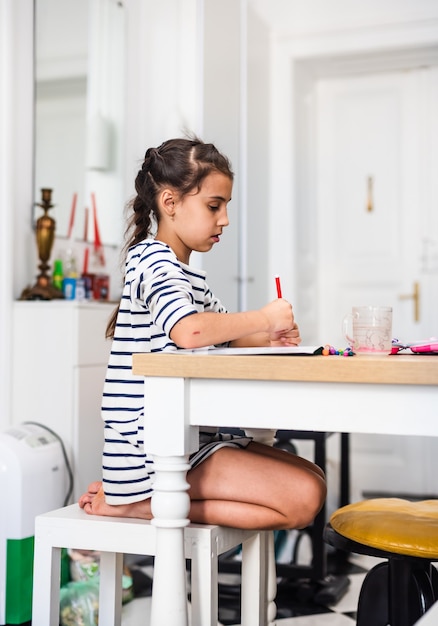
<box><xmin>78</xmin><ymin>482</ymin><xmax>152</xmax><ymax>520</ymax></box>
<box><xmin>79</xmin><ymin>481</ymin><xmax>101</xmax><ymax>499</ymax></box>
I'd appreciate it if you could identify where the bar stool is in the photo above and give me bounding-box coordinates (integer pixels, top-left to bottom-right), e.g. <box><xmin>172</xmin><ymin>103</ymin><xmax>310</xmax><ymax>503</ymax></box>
<box><xmin>324</xmin><ymin>498</ymin><xmax>438</xmax><ymax>626</ymax></box>
<box><xmin>32</xmin><ymin>503</ymin><xmax>266</xmax><ymax>626</ymax></box>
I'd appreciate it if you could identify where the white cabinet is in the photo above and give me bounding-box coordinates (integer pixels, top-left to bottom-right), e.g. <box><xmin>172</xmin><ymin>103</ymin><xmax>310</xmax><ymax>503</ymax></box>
<box><xmin>11</xmin><ymin>301</ymin><xmax>114</xmax><ymax>501</ymax></box>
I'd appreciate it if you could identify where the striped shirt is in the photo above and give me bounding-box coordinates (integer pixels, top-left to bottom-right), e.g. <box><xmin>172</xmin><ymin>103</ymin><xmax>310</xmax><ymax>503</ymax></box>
<box><xmin>101</xmin><ymin>239</ymin><xmax>227</xmax><ymax>504</ymax></box>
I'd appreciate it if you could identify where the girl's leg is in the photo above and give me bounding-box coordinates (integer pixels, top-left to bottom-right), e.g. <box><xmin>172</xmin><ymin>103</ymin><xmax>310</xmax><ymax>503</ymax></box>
<box><xmin>187</xmin><ymin>444</ymin><xmax>326</xmax><ymax>530</ymax></box>
<box><xmin>249</xmin><ymin>440</ymin><xmax>326</xmax><ymax>479</ymax></box>
<box><xmin>79</xmin><ymin>443</ymin><xmax>326</xmax><ymax>530</ymax></box>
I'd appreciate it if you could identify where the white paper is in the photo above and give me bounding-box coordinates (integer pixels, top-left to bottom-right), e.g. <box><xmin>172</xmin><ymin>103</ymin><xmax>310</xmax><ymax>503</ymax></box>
<box><xmin>178</xmin><ymin>346</ymin><xmax>323</xmax><ymax>356</ymax></box>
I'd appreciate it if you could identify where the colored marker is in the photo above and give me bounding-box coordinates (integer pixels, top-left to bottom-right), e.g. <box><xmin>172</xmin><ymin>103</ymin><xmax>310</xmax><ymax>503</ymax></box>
<box><xmin>275</xmin><ymin>275</ymin><xmax>282</xmax><ymax>299</ymax></box>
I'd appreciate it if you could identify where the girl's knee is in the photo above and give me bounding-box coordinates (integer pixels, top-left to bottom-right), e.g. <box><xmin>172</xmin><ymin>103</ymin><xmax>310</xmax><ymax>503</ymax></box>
<box><xmin>284</xmin><ymin>471</ymin><xmax>327</xmax><ymax>529</ymax></box>
<box><xmin>310</xmin><ymin>473</ymin><xmax>327</xmax><ymax>512</ymax></box>
<box><xmin>312</xmin><ymin>463</ymin><xmax>326</xmax><ymax>481</ymax></box>
<box><xmin>304</xmin><ymin>473</ymin><xmax>327</xmax><ymax>523</ymax></box>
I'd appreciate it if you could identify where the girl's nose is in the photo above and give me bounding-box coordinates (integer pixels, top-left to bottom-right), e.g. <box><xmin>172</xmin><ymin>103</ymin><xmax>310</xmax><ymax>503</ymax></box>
<box><xmin>218</xmin><ymin>209</ymin><xmax>229</xmax><ymax>227</ymax></box>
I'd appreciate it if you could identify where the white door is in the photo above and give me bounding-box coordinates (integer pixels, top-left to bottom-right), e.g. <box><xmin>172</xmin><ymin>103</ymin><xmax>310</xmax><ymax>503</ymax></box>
<box><xmin>315</xmin><ymin>67</ymin><xmax>438</xmax><ymax>501</ymax></box>
<box><xmin>316</xmin><ymin>68</ymin><xmax>438</xmax><ymax>345</ymax></box>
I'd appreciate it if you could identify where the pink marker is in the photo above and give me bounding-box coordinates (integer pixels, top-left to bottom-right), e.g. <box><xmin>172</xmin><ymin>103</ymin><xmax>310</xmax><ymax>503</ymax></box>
<box><xmin>275</xmin><ymin>275</ymin><xmax>282</xmax><ymax>299</ymax></box>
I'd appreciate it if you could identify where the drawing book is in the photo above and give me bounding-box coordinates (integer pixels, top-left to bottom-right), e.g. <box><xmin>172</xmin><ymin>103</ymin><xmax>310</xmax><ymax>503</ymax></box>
<box><xmin>179</xmin><ymin>346</ymin><xmax>324</xmax><ymax>356</ymax></box>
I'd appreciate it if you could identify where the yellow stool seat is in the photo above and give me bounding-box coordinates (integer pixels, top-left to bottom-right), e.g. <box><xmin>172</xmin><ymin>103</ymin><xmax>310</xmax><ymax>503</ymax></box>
<box><xmin>330</xmin><ymin>497</ymin><xmax>438</xmax><ymax>559</ymax></box>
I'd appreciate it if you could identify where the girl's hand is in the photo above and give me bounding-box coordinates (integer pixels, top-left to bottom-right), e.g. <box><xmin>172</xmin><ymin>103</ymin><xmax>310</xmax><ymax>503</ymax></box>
<box><xmin>259</xmin><ymin>299</ymin><xmax>297</xmax><ymax>337</ymax></box>
<box><xmin>269</xmin><ymin>322</ymin><xmax>301</xmax><ymax>347</ymax></box>
<box><xmin>260</xmin><ymin>299</ymin><xmax>294</xmax><ymax>334</ymax></box>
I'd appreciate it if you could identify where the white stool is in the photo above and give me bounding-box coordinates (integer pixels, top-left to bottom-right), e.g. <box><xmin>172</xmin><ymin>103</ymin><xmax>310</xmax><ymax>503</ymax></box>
<box><xmin>32</xmin><ymin>504</ymin><xmax>267</xmax><ymax>626</ymax></box>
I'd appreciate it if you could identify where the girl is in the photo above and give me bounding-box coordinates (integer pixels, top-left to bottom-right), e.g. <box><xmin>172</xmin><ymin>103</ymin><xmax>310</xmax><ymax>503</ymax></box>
<box><xmin>79</xmin><ymin>137</ymin><xmax>326</xmax><ymax>530</ymax></box>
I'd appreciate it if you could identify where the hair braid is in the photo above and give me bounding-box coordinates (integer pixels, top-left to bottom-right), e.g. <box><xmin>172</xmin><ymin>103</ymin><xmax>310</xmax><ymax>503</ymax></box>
<box><xmin>106</xmin><ymin>137</ymin><xmax>233</xmax><ymax>338</ymax></box>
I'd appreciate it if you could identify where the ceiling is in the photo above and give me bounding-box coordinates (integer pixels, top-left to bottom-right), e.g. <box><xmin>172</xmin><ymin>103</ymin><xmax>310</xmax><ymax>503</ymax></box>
<box><xmin>247</xmin><ymin>0</ymin><xmax>438</xmax><ymax>38</ymax></box>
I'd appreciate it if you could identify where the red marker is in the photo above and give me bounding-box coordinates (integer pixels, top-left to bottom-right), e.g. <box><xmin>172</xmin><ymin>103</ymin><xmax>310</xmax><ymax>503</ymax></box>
<box><xmin>275</xmin><ymin>275</ymin><xmax>282</xmax><ymax>299</ymax></box>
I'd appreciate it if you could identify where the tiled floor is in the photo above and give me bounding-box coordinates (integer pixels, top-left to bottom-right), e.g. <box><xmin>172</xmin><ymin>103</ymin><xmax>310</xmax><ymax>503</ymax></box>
<box><xmin>121</xmin><ymin>548</ymin><xmax>381</xmax><ymax>626</ymax></box>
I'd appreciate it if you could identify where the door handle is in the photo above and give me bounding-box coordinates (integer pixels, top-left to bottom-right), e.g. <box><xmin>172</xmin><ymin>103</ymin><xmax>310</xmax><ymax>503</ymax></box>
<box><xmin>399</xmin><ymin>281</ymin><xmax>420</xmax><ymax>322</ymax></box>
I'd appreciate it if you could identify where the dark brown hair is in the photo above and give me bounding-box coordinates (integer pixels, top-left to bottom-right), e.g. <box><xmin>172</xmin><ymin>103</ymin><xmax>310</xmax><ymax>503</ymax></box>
<box><xmin>106</xmin><ymin>137</ymin><xmax>233</xmax><ymax>338</ymax></box>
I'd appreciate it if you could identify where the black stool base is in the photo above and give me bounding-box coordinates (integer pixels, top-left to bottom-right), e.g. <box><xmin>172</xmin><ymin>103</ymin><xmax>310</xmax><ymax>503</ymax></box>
<box><xmin>324</xmin><ymin>523</ymin><xmax>438</xmax><ymax>626</ymax></box>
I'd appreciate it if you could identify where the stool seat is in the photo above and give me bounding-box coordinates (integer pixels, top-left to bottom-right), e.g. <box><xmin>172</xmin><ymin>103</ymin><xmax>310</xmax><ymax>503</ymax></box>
<box><xmin>325</xmin><ymin>498</ymin><xmax>438</xmax><ymax>626</ymax></box>
<box><xmin>32</xmin><ymin>503</ymin><xmax>268</xmax><ymax>626</ymax></box>
<box><xmin>330</xmin><ymin>498</ymin><xmax>438</xmax><ymax>558</ymax></box>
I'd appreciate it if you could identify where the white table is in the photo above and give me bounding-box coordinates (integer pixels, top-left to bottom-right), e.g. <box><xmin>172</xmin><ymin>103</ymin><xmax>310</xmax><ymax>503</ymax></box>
<box><xmin>133</xmin><ymin>352</ymin><xmax>438</xmax><ymax>625</ymax></box>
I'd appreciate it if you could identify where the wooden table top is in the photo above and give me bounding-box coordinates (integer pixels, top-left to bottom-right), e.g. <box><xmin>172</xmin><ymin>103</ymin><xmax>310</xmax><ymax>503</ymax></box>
<box><xmin>133</xmin><ymin>352</ymin><xmax>438</xmax><ymax>386</ymax></box>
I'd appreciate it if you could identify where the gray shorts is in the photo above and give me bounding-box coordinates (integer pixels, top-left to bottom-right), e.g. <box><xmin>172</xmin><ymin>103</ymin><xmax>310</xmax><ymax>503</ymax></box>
<box><xmin>189</xmin><ymin>431</ymin><xmax>253</xmax><ymax>469</ymax></box>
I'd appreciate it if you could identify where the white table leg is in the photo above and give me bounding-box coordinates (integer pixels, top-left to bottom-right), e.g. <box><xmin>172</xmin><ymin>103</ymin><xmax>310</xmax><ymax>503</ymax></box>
<box><xmin>150</xmin><ymin>455</ymin><xmax>191</xmax><ymax>626</ymax></box>
<box><xmin>144</xmin><ymin>377</ymin><xmax>198</xmax><ymax>626</ymax></box>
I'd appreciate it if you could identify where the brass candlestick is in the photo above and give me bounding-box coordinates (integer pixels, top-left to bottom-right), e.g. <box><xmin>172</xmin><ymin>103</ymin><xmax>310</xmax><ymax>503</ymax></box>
<box><xmin>20</xmin><ymin>188</ymin><xmax>64</xmax><ymax>300</ymax></box>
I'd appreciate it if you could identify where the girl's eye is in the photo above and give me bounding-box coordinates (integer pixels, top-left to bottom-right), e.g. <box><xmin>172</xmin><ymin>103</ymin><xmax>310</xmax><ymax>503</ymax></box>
<box><xmin>208</xmin><ymin>205</ymin><xmax>219</xmax><ymax>211</ymax></box>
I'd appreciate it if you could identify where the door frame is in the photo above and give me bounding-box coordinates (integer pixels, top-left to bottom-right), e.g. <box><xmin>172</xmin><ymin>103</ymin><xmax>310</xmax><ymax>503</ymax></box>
<box><xmin>268</xmin><ymin>25</ymin><xmax>438</xmax><ymax>344</ymax></box>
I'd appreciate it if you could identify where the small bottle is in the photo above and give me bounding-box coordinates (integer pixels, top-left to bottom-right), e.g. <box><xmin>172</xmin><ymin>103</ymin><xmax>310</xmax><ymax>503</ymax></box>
<box><xmin>64</xmin><ymin>249</ymin><xmax>78</xmax><ymax>279</ymax></box>
<box><xmin>52</xmin><ymin>259</ymin><xmax>64</xmax><ymax>291</ymax></box>
<box><xmin>93</xmin><ymin>273</ymin><xmax>110</xmax><ymax>301</ymax></box>
<box><xmin>81</xmin><ymin>273</ymin><xmax>95</xmax><ymax>299</ymax></box>
<box><xmin>63</xmin><ymin>249</ymin><xmax>78</xmax><ymax>300</ymax></box>
<box><xmin>88</xmin><ymin>247</ymin><xmax>109</xmax><ymax>300</ymax></box>
<box><xmin>75</xmin><ymin>277</ymin><xmax>86</xmax><ymax>301</ymax></box>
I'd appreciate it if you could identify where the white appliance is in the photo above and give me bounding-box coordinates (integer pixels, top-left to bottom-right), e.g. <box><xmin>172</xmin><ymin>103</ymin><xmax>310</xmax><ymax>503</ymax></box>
<box><xmin>0</xmin><ymin>423</ymin><xmax>68</xmax><ymax>625</ymax></box>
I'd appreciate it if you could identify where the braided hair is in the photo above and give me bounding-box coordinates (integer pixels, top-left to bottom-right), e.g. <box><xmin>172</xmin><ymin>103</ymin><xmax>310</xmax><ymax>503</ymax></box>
<box><xmin>106</xmin><ymin>137</ymin><xmax>233</xmax><ymax>337</ymax></box>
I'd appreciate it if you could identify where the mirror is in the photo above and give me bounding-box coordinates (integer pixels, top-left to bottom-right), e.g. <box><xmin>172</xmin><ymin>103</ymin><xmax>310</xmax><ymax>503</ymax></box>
<box><xmin>34</xmin><ymin>0</ymin><xmax>125</xmax><ymax>247</ymax></box>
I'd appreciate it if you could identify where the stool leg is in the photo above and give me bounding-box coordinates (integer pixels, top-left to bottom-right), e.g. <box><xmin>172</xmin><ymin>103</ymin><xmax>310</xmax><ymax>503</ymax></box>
<box><xmin>98</xmin><ymin>552</ymin><xmax>123</xmax><ymax>626</ymax></box>
<box><xmin>357</xmin><ymin>561</ymin><xmax>389</xmax><ymax>626</ymax></box>
<box><xmin>243</xmin><ymin>429</ymin><xmax>278</xmax><ymax>625</ymax></box>
<box><xmin>240</xmin><ymin>531</ymin><xmax>277</xmax><ymax>626</ymax></box>
<box><xmin>412</xmin><ymin>567</ymin><xmax>435</xmax><ymax>615</ymax></box>
<box><xmin>389</xmin><ymin>558</ymin><xmax>414</xmax><ymax>626</ymax></box>
<box><xmin>189</xmin><ymin>533</ymin><xmax>218</xmax><ymax>626</ymax></box>
<box><xmin>430</xmin><ymin>564</ymin><xmax>438</xmax><ymax>599</ymax></box>
<box><xmin>389</xmin><ymin>558</ymin><xmax>436</xmax><ymax>626</ymax></box>
<box><xmin>32</xmin><ymin>539</ymin><xmax>62</xmax><ymax>626</ymax></box>
<box><xmin>265</xmin><ymin>531</ymin><xmax>278</xmax><ymax>626</ymax></box>
<box><xmin>241</xmin><ymin>532</ymin><xmax>265</xmax><ymax>626</ymax></box>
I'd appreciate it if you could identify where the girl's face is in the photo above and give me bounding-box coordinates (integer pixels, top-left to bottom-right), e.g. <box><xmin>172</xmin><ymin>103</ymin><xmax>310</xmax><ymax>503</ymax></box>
<box><xmin>160</xmin><ymin>171</ymin><xmax>232</xmax><ymax>264</ymax></box>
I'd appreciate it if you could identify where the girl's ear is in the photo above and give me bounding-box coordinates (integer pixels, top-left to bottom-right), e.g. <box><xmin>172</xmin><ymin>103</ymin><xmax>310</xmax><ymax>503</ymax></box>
<box><xmin>159</xmin><ymin>189</ymin><xmax>176</xmax><ymax>217</ymax></box>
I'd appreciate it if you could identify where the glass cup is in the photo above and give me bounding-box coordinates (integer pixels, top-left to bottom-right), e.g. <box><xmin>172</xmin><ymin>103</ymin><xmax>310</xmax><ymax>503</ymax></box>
<box><xmin>343</xmin><ymin>306</ymin><xmax>393</xmax><ymax>354</ymax></box>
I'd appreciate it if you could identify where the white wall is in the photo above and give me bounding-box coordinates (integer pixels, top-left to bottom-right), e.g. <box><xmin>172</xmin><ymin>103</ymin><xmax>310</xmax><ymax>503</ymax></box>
<box><xmin>0</xmin><ymin>0</ymin><xmax>35</xmax><ymax>430</ymax></box>
<box><xmin>200</xmin><ymin>0</ymin><xmax>242</xmax><ymax>311</ymax></box>
<box><xmin>2</xmin><ymin>0</ymin><xmax>438</xmax><ymax>431</ymax></box>
<box><xmin>123</xmin><ymin>0</ymin><xmax>200</xmax><ymax>194</ymax></box>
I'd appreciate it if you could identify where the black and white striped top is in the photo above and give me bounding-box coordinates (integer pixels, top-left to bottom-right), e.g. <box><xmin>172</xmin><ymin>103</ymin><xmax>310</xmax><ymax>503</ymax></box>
<box><xmin>101</xmin><ymin>239</ymin><xmax>227</xmax><ymax>504</ymax></box>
